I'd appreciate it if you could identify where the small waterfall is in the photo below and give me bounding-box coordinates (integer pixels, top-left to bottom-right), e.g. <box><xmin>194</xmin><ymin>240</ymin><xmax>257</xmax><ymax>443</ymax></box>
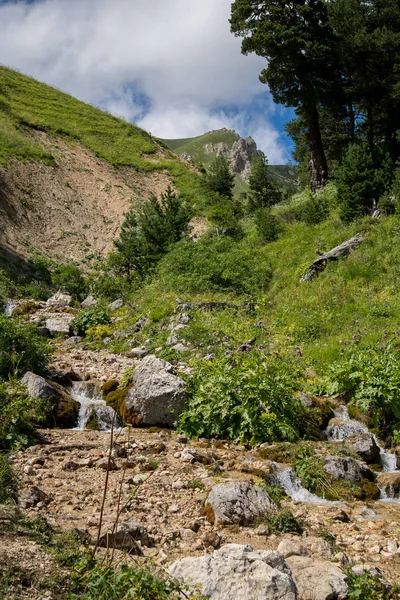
<box><xmin>274</xmin><ymin>465</ymin><xmax>336</xmax><ymax>505</ymax></box>
<box><xmin>326</xmin><ymin>405</ymin><xmax>398</xmax><ymax>474</ymax></box>
<box><xmin>3</xmin><ymin>300</ymin><xmax>16</xmax><ymax>317</ymax></box>
<box><xmin>70</xmin><ymin>381</ymin><xmax>118</xmax><ymax>431</ymax></box>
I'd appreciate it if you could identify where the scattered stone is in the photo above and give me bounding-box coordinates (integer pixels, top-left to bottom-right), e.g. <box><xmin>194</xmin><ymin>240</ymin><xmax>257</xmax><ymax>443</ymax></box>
<box><xmin>202</xmin><ymin>530</ymin><xmax>222</xmax><ymax>549</ymax></box>
<box><xmin>62</xmin><ymin>461</ymin><xmax>80</xmax><ymax>472</ymax></box>
<box><xmin>108</xmin><ymin>298</ymin><xmax>124</xmax><ymax>311</ymax></box>
<box><xmin>64</xmin><ymin>336</ymin><xmax>83</xmax><ymax>346</ymax></box>
<box><xmin>126</xmin><ymin>346</ymin><xmax>148</xmax><ymax>359</ymax></box>
<box><xmin>46</xmin><ymin>291</ymin><xmax>72</xmax><ymax>308</ymax></box>
<box><xmin>205</xmin><ymin>481</ymin><xmax>275</xmax><ymax>526</ymax></box>
<box><xmin>98</xmin><ymin>519</ymin><xmax>151</xmax><ymax>551</ymax></box>
<box><xmin>124</xmin><ymin>355</ymin><xmax>187</xmax><ymax>426</ymax></box>
<box><xmin>168</xmin><ymin>544</ymin><xmax>297</xmax><ymax>600</ymax></box>
<box><xmin>286</xmin><ymin>556</ymin><xmax>348</xmax><ymax>600</ymax></box>
<box><xmin>97</xmin><ymin>457</ymin><xmax>117</xmax><ymax>470</ymax></box>
<box><xmin>46</xmin><ymin>316</ymin><xmax>74</xmax><ymax>337</ymax></box>
<box><xmin>277</xmin><ymin>540</ymin><xmax>308</xmax><ymax>558</ymax></box>
<box><xmin>171</xmin><ymin>343</ymin><xmax>189</xmax><ymax>353</ymax></box>
<box><xmin>81</xmin><ymin>295</ymin><xmax>98</xmax><ymax>308</ymax></box>
<box><xmin>19</xmin><ymin>486</ymin><xmax>51</xmax><ymax>509</ymax></box>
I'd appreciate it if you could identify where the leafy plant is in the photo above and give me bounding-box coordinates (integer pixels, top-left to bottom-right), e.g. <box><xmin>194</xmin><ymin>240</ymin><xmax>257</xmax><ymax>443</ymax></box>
<box><xmin>0</xmin><ymin>316</ymin><xmax>51</xmax><ymax>379</ymax></box>
<box><xmin>255</xmin><ymin>208</ymin><xmax>282</xmax><ymax>242</ymax></box>
<box><xmin>0</xmin><ymin>454</ymin><xmax>17</xmax><ymax>503</ymax></box>
<box><xmin>0</xmin><ymin>383</ymin><xmax>49</xmax><ymax>450</ymax></box>
<box><xmin>51</xmin><ymin>263</ymin><xmax>88</xmax><ymax>300</ymax></box>
<box><xmin>267</xmin><ymin>510</ymin><xmax>303</xmax><ymax>534</ymax></box>
<box><xmin>292</xmin><ymin>443</ymin><xmax>329</xmax><ymax>495</ymax></box>
<box><xmin>347</xmin><ymin>569</ymin><xmax>395</xmax><ymax>600</ymax></box>
<box><xmin>71</xmin><ymin>306</ymin><xmax>111</xmax><ymax>336</ymax></box>
<box><xmin>179</xmin><ymin>351</ymin><xmax>304</xmax><ymax>444</ymax></box>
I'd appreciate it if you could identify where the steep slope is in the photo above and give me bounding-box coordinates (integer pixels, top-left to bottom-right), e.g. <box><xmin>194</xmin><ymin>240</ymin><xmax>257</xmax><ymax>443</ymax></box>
<box><xmin>0</xmin><ymin>67</ymin><xmax>200</xmax><ymax>263</ymax></box>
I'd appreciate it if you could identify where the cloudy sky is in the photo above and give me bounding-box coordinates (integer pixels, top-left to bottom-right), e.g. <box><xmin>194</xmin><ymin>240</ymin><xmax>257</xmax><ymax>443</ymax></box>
<box><xmin>0</xmin><ymin>0</ymin><xmax>293</xmax><ymax>163</ymax></box>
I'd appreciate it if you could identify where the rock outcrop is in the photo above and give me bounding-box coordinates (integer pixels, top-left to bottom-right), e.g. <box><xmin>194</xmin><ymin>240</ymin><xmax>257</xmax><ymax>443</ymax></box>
<box><xmin>169</xmin><ymin>544</ymin><xmax>297</xmax><ymax>600</ymax></box>
<box><xmin>124</xmin><ymin>355</ymin><xmax>187</xmax><ymax>426</ymax></box>
<box><xmin>286</xmin><ymin>556</ymin><xmax>348</xmax><ymax>600</ymax></box>
<box><xmin>204</xmin><ymin>130</ymin><xmax>259</xmax><ymax>181</ymax></box>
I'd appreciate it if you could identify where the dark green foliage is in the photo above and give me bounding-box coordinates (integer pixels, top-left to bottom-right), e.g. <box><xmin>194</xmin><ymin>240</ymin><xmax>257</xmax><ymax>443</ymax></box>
<box><xmin>300</xmin><ymin>194</ymin><xmax>330</xmax><ymax>225</ymax></box>
<box><xmin>378</xmin><ymin>194</ymin><xmax>397</xmax><ymax>216</ymax></box>
<box><xmin>267</xmin><ymin>510</ymin><xmax>304</xmax><ymax>535</ymax></box>
<box><xmin>248</xmin><ymin>152</ymin><xmax>282</xmax><ymax>212</ymax></box>
<box><xmin>204</xmin><ymin>155</ymin><xmax>235</xmax><ymax>199</ymax></box>
<box><xmin>0</xmin><ymin>316</ymin><xmax>51</xmax><ymax>378</ymax></box>
<box><xmin>292</xmin><ymin>444</ymin><xmax>329</xmax><ymax>494</ymax></box>
<box><xmin>0</xmin><ymin>383</ymin><xmax>48</xmax><ymax>450</ymax></box>
<box><xmin>0</xmin><ymin>454</ymin><xmax>17</xmax><ymax>503</ymax></box>
<box><xmin>114</xmin><ymin>186</ymin><xmax>191</xmax><ymax>276</ymax></box>
<box><xmin>51</xmin><ymin>263</ymin><xmax>88</xmax><ymax>300</ymax></box>
<box><xmin>336</xmin><ymin>144</ymin><xmax>386</xmax><ymax>221</ymax></box>
<box><xmin>71</xmin><ymin>306</ymin><xmax>111</xmax><ymax>336</ymax></box>
<box><xmin>255</xmin><ymin>208</ymin><xmax>282</xmax><ymax>242</ymax></box>
<box><xmin>347</xmin><ymin>569</ymin><xmax>396</xmax><ymax>600</ymax></box>
<box><xmin>157</xmin><ymin>236</ymin><xmax>273</xmax><ymax>296</ymax></box>
<box><xmin>178</xmin><ymin>352</ymin><xmax>304</xmax><ymax>444</ymax></box>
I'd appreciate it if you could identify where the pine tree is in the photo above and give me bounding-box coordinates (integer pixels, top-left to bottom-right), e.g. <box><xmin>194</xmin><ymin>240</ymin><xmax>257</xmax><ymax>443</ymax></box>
<box><xmin>204</xmin><ymin>155</ymin><xmax>235</xmax><ymax>199</ymax></box>
<box><xmin>247</xmin><ymin>152</ymin><xmax>281</xmax><ymax>212</ymax></box>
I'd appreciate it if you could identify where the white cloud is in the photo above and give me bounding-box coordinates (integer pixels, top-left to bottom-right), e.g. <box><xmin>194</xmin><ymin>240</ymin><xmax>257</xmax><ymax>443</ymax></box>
<box><xmin>0</xmin><ymin>0</ymin><xmax>289</xmax><ymax>162</ymax></box>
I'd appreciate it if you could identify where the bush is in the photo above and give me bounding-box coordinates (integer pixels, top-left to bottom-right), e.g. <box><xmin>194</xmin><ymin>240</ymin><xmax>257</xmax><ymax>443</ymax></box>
<box><xmin>157</xmin><ymin>236</ymin><xmax>273</xmax><ymax>296</ymax></box>
<box><xmin>267</xmin><ymin>510</ymin><xmax>304</xmax><ymax>534</ymax></box>
<box><xmin>313</xmin><ymin>345</ymin><xmax>400</xmax><ymax>441</ymax></box>
<box><xmin>51</xmin><ymin>263</ymin><xmax>88</xmax><ymax>300</ymax></box>
<box><xmin>203</xmin><ymin>155</ymin><xmax>235</xmax><ymax>199</ymax></box>
<box><xmin>0</xmin><ymin>383</ymin><xmax>48</xmax><ymax>450</ymax></box>
<box><xmin>299</xmin><ymin>194</ymin><xmax>330</xmax><ymax>225</ymax></box>
<box><xmin>255</xmin><ymin>208</ymin><xmax>282</xmax><ymax>242</ymax></box>
<box><xmin>0</xmin><ymin>454</ymin><xmax>17</xmax><ymax>503</ymax></box>
<box><xmin>0</xmin><ymin>316</ymin><xmax>51</xmax><ymax>378</ymax></box>
<box><xmin>178</xmin><ymin>352</ymin><xmax>304</xmax><ymax>444</ymax></box>
<box><xmin>71</xmin><ymin>306</ymin><xmax>111</xmax><ymax>336</ymax></box>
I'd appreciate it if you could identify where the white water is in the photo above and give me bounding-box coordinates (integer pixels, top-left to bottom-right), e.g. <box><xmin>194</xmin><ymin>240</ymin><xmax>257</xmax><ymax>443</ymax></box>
<box><xmin>70</xmin><ymin>381</ymin><xmax>118</xmax><ymax>431</ymax></box>
<box><xmin>274</xmin><ymin>465</ymin><xmax>337</xmax><ymax>505</ymax></box>
<box><xmin>326</xmin><ymin>404</ymin><xmax>399</xmax><ymax>501</ymax></box>
<box><xmin>326</xmin><ymin>405</ymin><xmax>398</xmax><ymax>474</ymax></box>
<box><xmin>3</xmin><ymin>300</ymin><xmax>16</xmax><ymax>317</ymax></box>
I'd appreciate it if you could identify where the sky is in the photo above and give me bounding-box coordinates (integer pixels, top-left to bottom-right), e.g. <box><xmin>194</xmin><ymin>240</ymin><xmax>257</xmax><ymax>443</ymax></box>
<box><xmin>0</xmin><ymin>0</ymin><xmax>294</xmax><ymax>164</ymax></box>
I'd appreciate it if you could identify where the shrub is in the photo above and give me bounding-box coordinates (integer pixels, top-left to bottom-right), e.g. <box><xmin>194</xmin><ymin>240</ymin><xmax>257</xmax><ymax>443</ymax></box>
<box><xmin>267</xmin><ymin>510</ymin><xmax>303</xmax><ymax>534</ymax></box>
<box><xmin>51</xmin><ymin>263</ymin><xmax>88</xmax><ymax>300</ymax></box>
<box><xmin>0</xmin><ymin>316</ymin><xmax>51</xmax><ymax>378</ymax></box>
<box><xmin>254</xmin><ymin>208</ymin><xmax>282</xmax><ymax>242</ymax></box>
<box><xmin>178</xmin><ymin>352</ymin><xmax>304</xmax><ymax>444</ymax></box>
<box><xmin>299</xmin><ymin>194</ymin><xmax>330</xmax><ymax>225</ymax></box>
<box><xmin>71</xmin><ymin>306</ymin><xmax>111</xmax><ymax>336</ymax></box>
<box><xmin>203</xmin><ymin>155</ymin><xmax>235</xmax><ymax>199</ymax></box>
<box><xmin>157</xmin><ymin>236</ymin><xmax>273</xmax><ymax>296</ymax></box>
<box><xmin>0</xmin><ymin>383</ymin><xmax>48</xmax><ymax>450</ymax></box>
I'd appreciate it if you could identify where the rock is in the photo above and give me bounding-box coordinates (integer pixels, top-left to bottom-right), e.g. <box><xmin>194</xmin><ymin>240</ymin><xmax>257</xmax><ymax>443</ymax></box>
<box><xmin>81</xmin><ymin>295</ymin><xmax>98</xmax><ymax>308</ymax></box>
<box><xmin>229</xmin><ymin>136</ymin><xmax>258</xmax><ymax>179</ymax></box>
<box><xmin>37</xmin><ymin>326</ymin><xmax>51</xmax><ymax>337</ymax></box>
<box><xmin>108</xmin><ymin>298</ymin><xmax>124</xmax><ymax>311</ymax></box>
<box><xmin>45</xmin><ymin>316</ymin><xmax>74</xmax><ymax>337</ymax></box>
<box><xmin>126</xmin><ymin>346</ymin><xmax>148</xmax><ymax>359</ymax></box>
<box><xmin>277</xmin><ymin>540</ymin><xmax>308</xmax><ymax>559</ymax></box>
<box><xmin>64</xmin><ymin>336</ymin><xmax>83</xmax><ymax>346</ymax></box>
<box><xmin>130</xmin><ymin>316</ymin><xmax>147</xmax><ymax>332</ymax></box>
<box><xmin>98</xmin><ymin>519</ymin><xmax>151</xmax><ymax>551</ymax></box>
<box><xmin>62</xmin><ymin>461</ymin><xmax>80</xmax><ymax>472</ymax></box>
<box><xmin>124</xmin><ymin>355</ymin><xmax>187</xmax><ymax>426</ymax></box>
<box><xmin>168</xmin><ymin>544</ymin><xmax>297</xmax><ymax>600</ymax></box>
<box><xmin>21</xmin><ymin>372</ymin><xmax>79</xmax><ymax>428</ymax></box>
<box><xmin>205</xmin><ymin>481</ymin><xmax>275</xmax><ymax>526</ymax></box>
<box><xmin>46</xmin><ymin>291</ymin><xmax>72</xmax><ymax>308</ymax></box>
<box><xmin>97</xmin><ymin>457</ymin><xmax>117</xmax><ymax>470</ymax></box>
<box><xmin>202</xmin><ymin>530</ymin><xmax>222</xmax><ymax>549</ymax></box>
<box><xmin>324</xmin><ymin>456</ymin><xmax>374</xmax><ymax>483</ymax></box>
<box><xmin>171</xmin><ymin>343</ymin><xmax>189</xmax><ymax>352</ymax></box>
<box><xmin>344</xmin><ymin>433</ymin><xmax>381</xmax><ymax>464</ymax></box>
<box><xmin>286</xmin><ymin>556</ymin><xmax>348</xmax><ymax>600</ymax></box>
<box><xmin>19</xmin><ymin>486</ymin><xmax>50</xmax><ymax>509</ymax></box>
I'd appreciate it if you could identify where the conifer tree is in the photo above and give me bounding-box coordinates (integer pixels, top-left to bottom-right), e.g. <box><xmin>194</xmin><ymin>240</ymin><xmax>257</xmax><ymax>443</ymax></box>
<box><xmin>247</xmin><ymin>152</ymin><xmax>281</xmax><ymax>212</ymax></box>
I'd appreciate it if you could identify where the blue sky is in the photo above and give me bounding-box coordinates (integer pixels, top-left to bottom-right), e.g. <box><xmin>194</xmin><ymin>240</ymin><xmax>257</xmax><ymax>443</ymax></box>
<box><xmin>0</xmin><ymin>0</ymin><xmax>294</xmax><ymax>163</ymax></box>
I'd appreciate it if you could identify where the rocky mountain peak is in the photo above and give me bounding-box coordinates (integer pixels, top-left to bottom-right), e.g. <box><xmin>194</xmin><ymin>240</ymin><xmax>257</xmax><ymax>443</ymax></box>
<box><xmin>203</xmin><ymin>130</ymin><xmax>260</xmax><ymax>180</ymax></box>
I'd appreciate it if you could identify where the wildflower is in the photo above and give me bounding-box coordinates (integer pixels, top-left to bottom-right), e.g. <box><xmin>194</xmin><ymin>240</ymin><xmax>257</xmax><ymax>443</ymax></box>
<box><xmin>223</xmin><ymin>335</ymin><xmax>229</xmax><ymax>342</ymax></box>
<box><xmin>258</xmin><ymin>344</ymin><xmax>265</xmax><ymax>350</ymax></box>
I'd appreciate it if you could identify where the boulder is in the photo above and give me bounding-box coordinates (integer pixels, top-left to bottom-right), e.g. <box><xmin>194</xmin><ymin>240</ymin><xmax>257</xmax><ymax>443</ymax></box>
<box><xmin>124</xmin><ymin>355</ymin><xmax>187</xmax><ymax>426</ymax></box>
<box><xmin>205</xmin><ymin>481</ymin><xmax>275</xmax><ymax>526</ymax></box>
<box><xmin>19</xmin><ymin>486</ymin><xmax>51</xmax><ymax>509</ymax></box>
<box><xmin>344</xmin><ymin>433</ymin><xmax>381</xmax><ymax>464</ymax></box>
<box><xmin>126</xmin><ymin>346</ymin><xmax>148</xmax><ymax>359</ymax></box>
<box><xmin>108</xmin><ymin>298</ymin><xmax>124</xmax><ymax>311</ymax></box>
<box><xmin>323</xmin><ymin>456</ymin><xmax>374</xmax><ymax>483</ymax></box>
<box><xmin>21</xmin><ymin>372</ymin><xmax>80</xmax><ymax>428</ymax></box>
<box><xmin>98</xmin><ymin>519</ymin><xmax>152</xmax><ymax>552</ymax></box>
<box><xmin>168</xmin><ymin>544</ymin><xmax>297</xmax><ymax>600</ymax></box>
<box><xmin>286</xmin><ymin>556</ymin><xmax>347</xmax><ymax>600</ymax></box>
<box><xmin>277</xmin><ymin>540</ymin><xmax>308</xmax><ymax>559</ymax></box>
<box><xmin>45</xmin><ymin>316</ymin><xmax>74</xmax><ymax>337</ymax></box>
<box><xmin>46</xmin><ymin>291</ymin><xmax>72</xmax><ymax>308</ymax></box>
<box><xmin>81</xmin><ymin>295</ymin><xmax>98</xmax><ymax>308</ymax></box>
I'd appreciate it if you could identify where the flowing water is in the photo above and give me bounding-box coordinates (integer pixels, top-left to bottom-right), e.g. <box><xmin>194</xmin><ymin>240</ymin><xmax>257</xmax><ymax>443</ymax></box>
<box><xmin>70</xmin><ymin>381</ymin><xmax>118</xmax><ymax>431</ymax></box>
<box><xmin>274</xmin><ymin>465</ymin><xmax>338</xmax><ymax>505</ymax></box>
<box><xmin>3</xmin><ymin>300</ymin><xmax>16</xmax><ymax>317</ymax></box>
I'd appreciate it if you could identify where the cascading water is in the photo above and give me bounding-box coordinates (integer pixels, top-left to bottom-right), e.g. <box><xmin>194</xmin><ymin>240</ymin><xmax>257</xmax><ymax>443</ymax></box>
<box><xmin>70</xmin><ymin>381</ymin><xmax>118</xmax><ymax>431</ymax></box>
<box><xmin>274</xmin><ymin>465</ymin><xmax>338</xmax><ymax>505</ymax></box>
<box><xmin>326</xmin><ymin>404</ymin><xmax>399</xmax><ymax>501</ymax></box>
<box><xmin>3</xmin><ymin>300</ymin><xmax>16</xmax><ymax>317</ymax></box>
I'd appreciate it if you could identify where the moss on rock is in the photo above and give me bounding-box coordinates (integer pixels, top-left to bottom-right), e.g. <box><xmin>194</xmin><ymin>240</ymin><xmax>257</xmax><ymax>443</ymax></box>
<box><xmin>101</xmin><ymin>379</ymin><xmax>119</xmax><ymax>398</ymax></box>
<box><xmin>105</xmin><ymin>386</ymin><xmax>131</xmax><ymax>422</ymax></box>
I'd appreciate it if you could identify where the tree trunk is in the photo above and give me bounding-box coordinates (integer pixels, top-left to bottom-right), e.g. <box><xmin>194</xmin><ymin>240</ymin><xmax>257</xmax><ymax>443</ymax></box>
<box><xmin>304</xmin><ymin>103</ymin><xmax>329</xmax><ymax>192</ymax></box>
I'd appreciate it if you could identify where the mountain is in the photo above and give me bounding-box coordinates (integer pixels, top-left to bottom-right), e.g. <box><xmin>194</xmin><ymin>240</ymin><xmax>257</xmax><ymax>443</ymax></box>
<box><xmin>162</xmin><ymin>129</ymin><xmax>298</xmax><ymax>196</ymax></box>
<box><xmin>0</xmin><ymin>67</ymin><xmax>201</xmax><ymax>265</ymax></box>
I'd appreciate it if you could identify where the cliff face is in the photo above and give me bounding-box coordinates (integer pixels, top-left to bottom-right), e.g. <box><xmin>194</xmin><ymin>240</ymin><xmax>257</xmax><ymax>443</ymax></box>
<box><xmin>204</xmin><ymin>130</ymin><xmax>259</xmax><ymax>180</ymax></box>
